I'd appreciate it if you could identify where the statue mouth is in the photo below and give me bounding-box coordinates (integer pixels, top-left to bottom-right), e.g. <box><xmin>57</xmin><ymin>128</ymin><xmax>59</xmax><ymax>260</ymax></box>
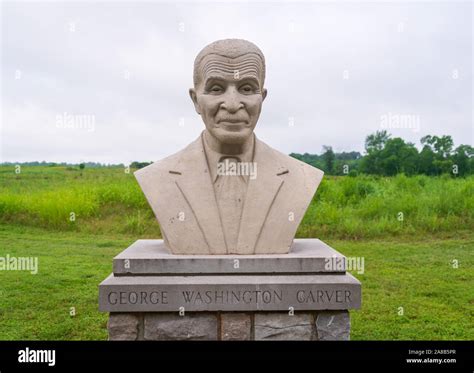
<box><xmin>217</xmin><ymin>120</ymin><xmax>248</xmax><ymax>131</ymax></box>
<box><xmin>217</xmin><ymin>118</ymin><xmax>248</xmax><ymax>124</ymax></box>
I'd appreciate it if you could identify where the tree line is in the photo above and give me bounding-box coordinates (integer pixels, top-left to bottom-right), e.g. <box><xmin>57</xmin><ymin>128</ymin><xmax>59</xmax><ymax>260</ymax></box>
<box><xmin>3</xmin><ymin>131</ymin><xmax>472</xmax><ymax>176</ymax></box>
<box><xmin>291</xmin><ymin>131</ymin><xmax>473</xmax><ymax>177</ymax></box>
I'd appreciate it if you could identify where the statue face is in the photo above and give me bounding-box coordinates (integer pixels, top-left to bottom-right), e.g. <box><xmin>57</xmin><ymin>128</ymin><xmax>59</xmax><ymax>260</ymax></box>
<box><xmin>190</xmin><ymin>54</ymin><xmax>267</xmax><ymax>146</ymax></box>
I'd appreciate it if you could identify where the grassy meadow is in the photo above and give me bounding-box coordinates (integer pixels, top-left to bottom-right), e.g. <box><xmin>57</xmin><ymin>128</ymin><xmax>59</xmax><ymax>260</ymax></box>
<box><xmin>0</xmin><ymin>165</ymin><xmax>473</xmax><ymax>340</ymax></box>
<box><xmin>1</xmin><ymin>165</ymin><xmax>473</xmax><ymax>239</ymax></box>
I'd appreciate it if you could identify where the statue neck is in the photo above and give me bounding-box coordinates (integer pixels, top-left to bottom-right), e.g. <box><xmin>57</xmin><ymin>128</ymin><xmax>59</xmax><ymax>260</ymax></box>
<box><xmin>203</xmin><ymin>130</ymin><xmax>254</xmax><ymax>156</ymax></box>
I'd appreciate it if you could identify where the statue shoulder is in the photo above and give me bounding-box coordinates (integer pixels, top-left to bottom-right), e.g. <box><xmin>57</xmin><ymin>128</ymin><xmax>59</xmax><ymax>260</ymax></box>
<box><xmin>134</xmin><ymin>137</ymin><xmax>202</xmax><ymax>183</ymax></box>
<box><xmin>257</xmin><ymin>139</ymin><xmax>324</xmax><ymax>188</ymax></box>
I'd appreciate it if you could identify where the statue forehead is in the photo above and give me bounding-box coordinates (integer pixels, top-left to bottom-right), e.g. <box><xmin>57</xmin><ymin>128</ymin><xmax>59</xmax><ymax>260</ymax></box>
<box><xmin>193</xmin><ymin>39</ymin><xmax>266</xmax><ymax>87</ymax></box>
<box><xmin>198</xmin><ymin>53</ymin><xmax>264</xmax><ymax>83</ymax></box>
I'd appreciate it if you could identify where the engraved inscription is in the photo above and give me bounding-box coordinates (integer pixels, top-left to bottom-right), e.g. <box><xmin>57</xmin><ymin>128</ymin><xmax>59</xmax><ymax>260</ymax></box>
<box><xmin>108</xmin><ymin>291</ymin><xmax>168</xmax><ymax>305</ymax></box>
<box><xmin>105</xmin><ymin>288</ymin><xmax>354</xmax><ymax>306</ymax></box>
<box><xmin>296</xmin><ymin>290</ymin><xmax>352</xmax><ymax>304</ymax></box>
<box><xmin>181</xmin><ymin>290</ymin><xmax>283</xmax><ymax>305</ymax></box>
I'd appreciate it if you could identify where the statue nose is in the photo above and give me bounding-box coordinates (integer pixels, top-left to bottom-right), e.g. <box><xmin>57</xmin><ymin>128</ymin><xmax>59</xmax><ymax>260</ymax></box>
<box><xmin>221</xmin><ymin>89</ymin><xmax>244</xmax><ymax>113</ymax></box>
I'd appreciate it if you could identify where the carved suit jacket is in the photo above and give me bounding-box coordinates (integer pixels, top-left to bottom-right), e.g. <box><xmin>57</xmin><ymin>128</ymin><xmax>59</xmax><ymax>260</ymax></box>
<box><xmin>134</xmin><ymin>132</ymin><xmax>324</xmax><ymax>254</ymax></box>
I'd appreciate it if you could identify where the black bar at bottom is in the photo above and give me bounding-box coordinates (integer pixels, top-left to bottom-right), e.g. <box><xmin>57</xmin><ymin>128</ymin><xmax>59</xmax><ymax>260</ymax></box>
<box><xmin>0</xmin><ymin>341</ymin><xmax>472</xmax><ymax>371</ymax></box>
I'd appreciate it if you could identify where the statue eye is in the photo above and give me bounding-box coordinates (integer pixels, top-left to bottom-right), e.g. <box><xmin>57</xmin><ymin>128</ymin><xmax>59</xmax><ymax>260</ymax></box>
<box><xmin>240</xmin><ymin>84</ymin><xmax>255</xmax><ymax>94</ymax></box>
<box><xmin>210</xmin><ymin>85</ymin><xmax>223</xmax><ymax>93</ymax></box>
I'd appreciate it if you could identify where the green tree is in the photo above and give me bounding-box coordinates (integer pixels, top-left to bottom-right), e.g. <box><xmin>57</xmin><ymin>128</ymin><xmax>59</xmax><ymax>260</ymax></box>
<box><xmin>365</xmin><ymin>130</ymin><xmax>390</xmax><ymax>153</ymax></box>
<box><xmin>418</xmin><ymin>146</ymin><xmax>437</xmax><ymax>175</ymax></box>
<box><xmin>130</xmin><ymin>161</ymin><xmax>152</xmax><ymax>170</ymax></box>
<box><xmin>421</xmin><ymin>135</ymin><xmax>454</xmax><ymax>158</ymax></box>
<box><xmin>360</xmin><ymin>131</ymin><xmax>391</xmax><ymax>175</ymax></box>
<box><xmin>420</xmin><ymin>135</ymin><xmax>455</xmax><ymax>174</ymax></box>
<box><xmin>379</xmin><ymin>138</ymin><xmax>419</xmax><ymax>176</ymax></box>
<box><xmin>321</xmin><ymin>146</ymin><xmax>335</xmax><ymax>174</ymax></box>
<box><xmin>360</xmin><ymin>132</ymin><xmax>419</xmax><ymax>176</ymax></box>
<box><xmin>79</xmin><ymin>163</ymin><xmax>85</xmax><ymax>176</ymax></box>
<box><xmin>452</xmin><ymin>144</ymin><xmax>474</xmax><ymax>176</ymax></box>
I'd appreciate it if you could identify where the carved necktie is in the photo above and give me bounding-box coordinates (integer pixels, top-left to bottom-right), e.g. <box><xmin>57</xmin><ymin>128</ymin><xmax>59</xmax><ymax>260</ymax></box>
<box><xmin>214</xmin><ymin>156</ymin><xmax>247</xmax><ymax>253</ymax></box>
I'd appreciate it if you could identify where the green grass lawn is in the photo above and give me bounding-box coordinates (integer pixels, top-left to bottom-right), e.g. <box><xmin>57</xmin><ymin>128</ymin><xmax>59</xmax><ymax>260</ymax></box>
<box><xmin>0</xmin><ymin>225</ymin><xmax>132</xmax><ymax>340</ymax></box>
<box><xmin>0</xmin><ymin>224</ymin><xmax>472</xmax><ymax>340</ymax></box>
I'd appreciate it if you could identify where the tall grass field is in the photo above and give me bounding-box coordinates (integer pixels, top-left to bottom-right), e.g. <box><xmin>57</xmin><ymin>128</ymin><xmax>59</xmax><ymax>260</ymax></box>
<box><xmin>1</xmin><ymin>165</ymin><xmax>473</xmax><ymax>239</ymax></box>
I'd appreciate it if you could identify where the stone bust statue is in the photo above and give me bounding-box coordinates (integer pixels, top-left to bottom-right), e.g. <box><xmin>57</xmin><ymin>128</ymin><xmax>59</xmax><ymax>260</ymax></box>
<box><xmin>135</xmin><ymin>39</ymin><xmax>324</xmax><ymax>255</ymax></box>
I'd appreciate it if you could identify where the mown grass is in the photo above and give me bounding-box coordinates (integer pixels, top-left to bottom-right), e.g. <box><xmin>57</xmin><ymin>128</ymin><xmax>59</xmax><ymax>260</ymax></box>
<box><xmin>0</xmin><ymin>225</ymin><xmax>131</xmax><ymax>340</ymax></box>
<box><xmin>0</xmin><ymin>166</ymin><xmax>473</xmax><ymax>239</ymax></box>
<box><xmin>0</xmin><ymin>225</ymin><xmax>472</xmax><ymax>340</ymax></box>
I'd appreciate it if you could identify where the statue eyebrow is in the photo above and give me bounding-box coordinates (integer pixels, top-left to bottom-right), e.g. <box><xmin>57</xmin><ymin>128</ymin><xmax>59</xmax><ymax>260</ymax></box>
<box><xmin>204</xmin><ymin>75</ymin><xmax>260</xmax><ymax>87</ymax></box>
<box><xmin>204</xmin><ymin>76</ymin><xmax>227</xmax><ymax>86</ymax></box>
<box><xmin>238</xmin><ymin>77</ymin><xmax>260</xmax><ymax>86</ymax></box>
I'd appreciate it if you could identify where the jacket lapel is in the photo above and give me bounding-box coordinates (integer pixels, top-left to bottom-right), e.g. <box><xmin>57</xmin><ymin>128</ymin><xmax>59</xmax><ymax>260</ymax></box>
<box><xmin>171</xmin><ymin>135</ymin><xmax>227</xmax><ymax>254</ymax></box>
<box><xmin>236</xmin><ymin>139</ymin><xmax>288</xmax><ymax>254</ymax></box>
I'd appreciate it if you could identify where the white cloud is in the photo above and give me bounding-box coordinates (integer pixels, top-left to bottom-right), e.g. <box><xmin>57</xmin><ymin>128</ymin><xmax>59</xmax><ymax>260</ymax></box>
<box><xmin>1</xmin><ymin>1</ymin><xmax>472</xmax><ymax>163</ymax></box>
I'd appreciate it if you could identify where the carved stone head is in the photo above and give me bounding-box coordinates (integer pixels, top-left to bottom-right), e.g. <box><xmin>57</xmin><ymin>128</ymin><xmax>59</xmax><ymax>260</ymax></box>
<box><xmin>189</xmin><ymin>39</ymin><xmax>267</xmax><ymax>151</ymax></box>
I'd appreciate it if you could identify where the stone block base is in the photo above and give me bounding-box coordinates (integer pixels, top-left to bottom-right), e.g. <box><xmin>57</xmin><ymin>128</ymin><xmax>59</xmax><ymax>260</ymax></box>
<box><xmin>101</xmin><ymin>239</ymin><xmax>360</xmax><ymax>341</ymax></box>
<box><xmin>107</xmin><ymin>311</ymin><xmax>351</xmax><ymax>341</ymax></box>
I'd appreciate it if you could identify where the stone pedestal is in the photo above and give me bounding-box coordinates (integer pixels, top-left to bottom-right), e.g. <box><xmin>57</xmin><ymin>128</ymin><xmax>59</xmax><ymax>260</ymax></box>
<box><xmin>99</xmin><ymin>239</ymin><xmax>361</xmax><ymax>341</ymax></box>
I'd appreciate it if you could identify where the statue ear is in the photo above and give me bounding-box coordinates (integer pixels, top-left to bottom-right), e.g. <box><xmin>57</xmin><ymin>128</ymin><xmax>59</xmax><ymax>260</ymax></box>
<box><xmin>189</xmin><ymin>88</ymin><xmax>201</xmax><ymax>115</ymax></box>
<box><xmin>262</xmin><ymin>88</ymin><xmax>268</xmax><ymax>101</ymax></box>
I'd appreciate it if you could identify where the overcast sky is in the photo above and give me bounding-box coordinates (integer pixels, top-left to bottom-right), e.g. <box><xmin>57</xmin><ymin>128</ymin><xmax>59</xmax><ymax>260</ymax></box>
<box><xmin>1</xmin><ymin>1</ymin><xmax>472</xmax><ymax>164</ymax></box>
